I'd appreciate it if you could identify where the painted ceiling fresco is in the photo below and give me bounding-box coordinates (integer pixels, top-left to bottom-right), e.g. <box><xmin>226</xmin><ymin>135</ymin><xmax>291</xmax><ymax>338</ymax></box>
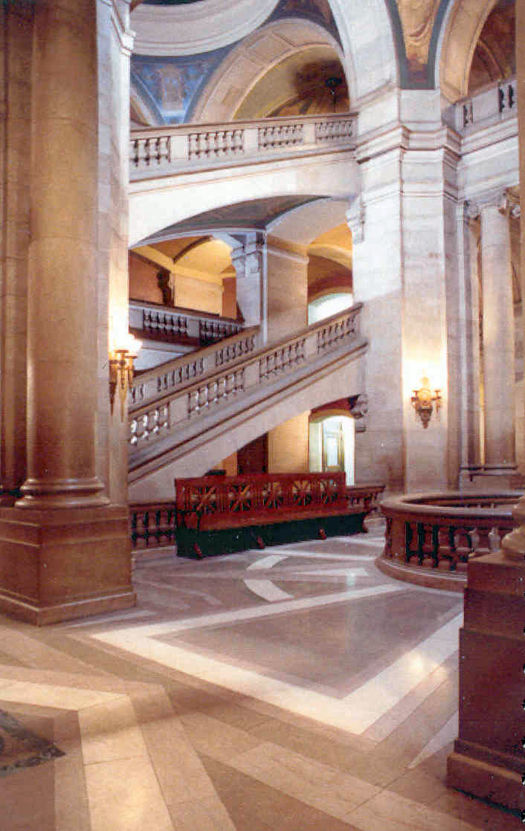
<box><xmin>131</xmin><ymin>0</ymin><xmax>340</xmax><ymax>124</ymax></box>
<box><xmin>396</xmin><ymin>0</ymin><xmax>442</xmax><ymax>83</ymax></box>
<box><xmin>132</xmin><ymin>0</ymin><xmax>517</xmax><ymax>121</ymax></box>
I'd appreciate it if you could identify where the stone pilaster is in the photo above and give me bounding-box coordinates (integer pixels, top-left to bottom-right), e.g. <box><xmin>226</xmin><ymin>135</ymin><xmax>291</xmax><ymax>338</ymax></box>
<box><xmin>479</xmin><ymin>191</ymin><xmax>516</xmax><ymax>476</ymax></box>
<box><xmin>266</xmin><ymin>238</ymin><xmax>308</xmax><ymax>342</ymax></box>
<box><xmin>458</xmin><ymin>200</ymin><xmax>483</xmax><ymax>483</ymax></box>
<box><xmin>231</xmin><ymin>232</ymin><xmax>266</xmax><ymax>338</ymax></box>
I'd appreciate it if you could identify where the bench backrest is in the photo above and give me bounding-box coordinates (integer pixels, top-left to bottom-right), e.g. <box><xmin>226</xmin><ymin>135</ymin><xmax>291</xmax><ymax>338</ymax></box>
<box><xmin>174</xmin><ymin>472</ymin><xmax>347</xmax><ymax>528</ymax></box>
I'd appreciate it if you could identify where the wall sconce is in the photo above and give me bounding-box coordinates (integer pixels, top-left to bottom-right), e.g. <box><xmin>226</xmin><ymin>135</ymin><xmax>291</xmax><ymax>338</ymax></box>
<box><xmin>109</xmin><ymin>333</ymin><xmax>142</xmax><ymax>419</ymax></box>
<box><xmin>411</xmin><ymin>377</ymin><xmax>441</xmax><ymax>428</ymax></box>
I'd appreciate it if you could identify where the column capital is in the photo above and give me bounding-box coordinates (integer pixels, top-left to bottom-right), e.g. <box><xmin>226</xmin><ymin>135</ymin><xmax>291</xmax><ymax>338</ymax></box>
<box><xmin>474</xmin><ymin>187</ymin><xmax>517</xmax><ymax>215</ymax></box>
<box><xmin>463</xmin><ymin>199</ymin><xmax>480</xmax><ymax>222</ymax></box>
<box><xmin>346</xmin><ymin>196</ymin><xmax>365</xmax><ymax>244</ymax></box>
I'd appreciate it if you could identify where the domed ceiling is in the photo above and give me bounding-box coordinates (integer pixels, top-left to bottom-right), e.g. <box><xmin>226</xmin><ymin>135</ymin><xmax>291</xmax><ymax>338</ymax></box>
<box><xmin>131</xmin><ymin>0</ymin><xmax>339</xmax><ymax>124</ymax></box>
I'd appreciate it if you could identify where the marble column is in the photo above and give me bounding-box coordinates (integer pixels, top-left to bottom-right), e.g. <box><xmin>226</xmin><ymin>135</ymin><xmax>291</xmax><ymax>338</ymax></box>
<box><xmin>17</xmin><ymin>0</ymin><xmax>106</xmax><ymax>508</ymax></box>
<box><xmin>0</xmin><ymin>0</ymin><xmax>135</xmax><ymax>624</ymax></box>
<box><xmin>479</xmin><ymin>193</ymin><xmax>516</xmax><ymax>474</ymax></box>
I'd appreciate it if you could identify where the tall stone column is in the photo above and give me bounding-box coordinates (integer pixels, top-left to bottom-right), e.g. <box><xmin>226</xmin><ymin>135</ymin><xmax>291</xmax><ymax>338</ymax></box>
<box><xmin>479</xmin><ymin>192</ymin><xmax>516</xmax><ymax>475</ymax></box>
<box><xmin>0</xmin><ymin>0</ymin><xmax>135</xmax><ymax>624</ymax></box>
<box><xmin>17</xmin><ymin>0</ymin><xmax>105</xmax><ymax>508</ymax></box>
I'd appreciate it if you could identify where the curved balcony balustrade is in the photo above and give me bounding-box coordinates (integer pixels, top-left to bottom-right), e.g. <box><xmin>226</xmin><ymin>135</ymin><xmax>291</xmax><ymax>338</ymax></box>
<box><xmin>378</xmin><ymin>491</ymin><xmax>522</xmax><ymax>592</ymax></box>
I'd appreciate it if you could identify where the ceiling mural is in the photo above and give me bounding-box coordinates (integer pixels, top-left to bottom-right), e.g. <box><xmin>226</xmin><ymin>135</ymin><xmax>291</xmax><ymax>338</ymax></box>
<box><xmin>397</xmin><ymin>0</ymin><xmax>442</xmax><ymax>83</ymax></box>
<box><xmin>131</xmin><ymin>49</ymin><xmax>229</xmax><ymax>124</ymax></box>
<box><xmin>131</xmin><ymin>0</ymin><xmax>340</xmax><ymax>124</ymax></box>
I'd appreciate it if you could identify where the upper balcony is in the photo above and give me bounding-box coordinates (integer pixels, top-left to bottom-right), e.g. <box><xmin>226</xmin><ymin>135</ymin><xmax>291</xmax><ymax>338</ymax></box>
<box><xmin>129</xmin><ymin>112</ymin><xmax>357</xmax><ymax>181</ymax></box>
<box><xmin>446</xmin><ymin>77</ymin><xmax>517</xmax><ymax>135</ymax></box>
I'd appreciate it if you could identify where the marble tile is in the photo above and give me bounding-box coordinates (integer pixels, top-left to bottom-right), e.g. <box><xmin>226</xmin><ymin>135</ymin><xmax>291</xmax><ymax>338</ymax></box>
<box><xmin>180</xmin><ymin>711</ymin><xmax>263</xmax><ymax>763</ymax></box>
<box><xmin>230</xmin><ymin>741</ymin><xmax>381</xmax><ymax>819</ymax></box>
<box><xmin>201</xmin><ymin>754</ymin><xmax>361</xmax><ymax>831</ymax></box>
<box><xmin>53</xmin><ymin>711</ymin><xmax>91</xmax><ymax>831</ymax></box>
<box><xmin>243</xmin><ymin>578</ymin><xmax>293</xmax><ymax>601</ymax></box>
<box><xmin>78</xmin><ymin>695</ymin><xmax>148</xmax><ymax>764</ymax></box>
<box><xmin>168</xmin><ymin>796</ymin><xmax>237</xmax><ymax>831</ymax></box>
<box><xmin>0</xmin><ymin>681</ymin><xmax>122</xmax><ymax>711</ymax></box>
<box><xmin>347</xmin><ymin>789</ymin><xmax>492</xmax><ymax>831</ymax></box>
<box><xmin>84</xmin><ymin>756</ymin><xmax>174</xmax><ymax>831</ymax></box>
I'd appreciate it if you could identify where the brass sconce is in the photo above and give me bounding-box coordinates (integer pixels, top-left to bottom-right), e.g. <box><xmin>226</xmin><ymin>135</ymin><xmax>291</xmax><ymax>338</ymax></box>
<box><xmin>411</xmin><ymin>377</ymin><xmax>441</xmax><ymax>429</ymax></box>
<box><xmin>109</xmin><ymin>334</ymin><xmax>142</xmax><ymax>419</ymax></box>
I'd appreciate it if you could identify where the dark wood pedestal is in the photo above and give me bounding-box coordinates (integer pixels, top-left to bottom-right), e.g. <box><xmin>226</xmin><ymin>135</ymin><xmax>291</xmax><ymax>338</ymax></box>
<box><xmin>447</xmin><ymin>552</ymin><xmax>524</xmax><ymax>813</ymax></box>
<box><xmin>0</xmin><ymin>506</ymin><xmax>136</xmax><ymax>625</ymax></box>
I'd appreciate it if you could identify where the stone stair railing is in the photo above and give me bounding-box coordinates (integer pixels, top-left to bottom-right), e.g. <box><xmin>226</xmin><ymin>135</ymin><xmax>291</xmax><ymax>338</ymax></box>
<box><xmin>130</xmin><ymin>325</ymin><xmax>261</xmax><ymax>409</ymax></box>
<box><xmin>130</xmin><ymin>113</ymin><xmax>356</xmax><ymax>179</ymax></box>
<box><xmin>129</xmin><ymin>300</ymin><xmax>243</xmax><ymax>346</ymax></box>
<box><xmin>128</xmin><ymin>305</ymin><xmax>365</xmax><ymax>471</ymax></box>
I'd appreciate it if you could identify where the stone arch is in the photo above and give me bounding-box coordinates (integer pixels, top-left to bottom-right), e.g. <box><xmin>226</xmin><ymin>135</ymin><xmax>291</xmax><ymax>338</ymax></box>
<box><xmin>191</xmin><ymin>19</ymin><xmax>345</xmax><ymax>123</ymax></box>
<box><xmin>327</xmin><ymin>0</ymin><xmax>399</xmax><ymax>101</ymax></box>
<box><xmin>436</xmin><ymin>0</ymin><xmax>499</xmax><ymax>102</ymax></box>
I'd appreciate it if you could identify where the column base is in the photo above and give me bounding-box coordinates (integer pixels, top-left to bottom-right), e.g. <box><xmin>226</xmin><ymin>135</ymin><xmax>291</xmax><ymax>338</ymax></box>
<box><xmin>0</xmin><ymin>505</ymin><xmax>136</xmax><ymax>625</ymax></box>
<box><xmin>447</xmin><ymin>552</ymin><xmax>525</xmax><ymax>813</ymax></box>
<box><xmin>448</xmin><ymin>747</ymin><xmax>523</xmax><ymax>813</ymax></box>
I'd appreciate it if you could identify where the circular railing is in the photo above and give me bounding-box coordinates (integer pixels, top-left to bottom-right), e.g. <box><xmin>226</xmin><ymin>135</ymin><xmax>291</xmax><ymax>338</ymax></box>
<box><xmin>377</xmin><ymin>491</ymin><xmax>522</xmax><ymax>591</ymax></box>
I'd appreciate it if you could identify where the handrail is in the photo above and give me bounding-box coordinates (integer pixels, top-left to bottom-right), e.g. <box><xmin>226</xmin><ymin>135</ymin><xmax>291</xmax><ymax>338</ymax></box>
<box><xmin>129</xmin><ymin>304</ymin><xmax>364</xmax><ymax>455</ymax></box>
<box><xmin>130</xmin><ymin>112</ymin><xmax>356</xmax><ymax>179</ymax></box>
<box><xmin>129</xmin><ymin>299</ymin><xmax>243</xmax><ymax>346</ymax></box>
<box><xmin>130</xmin><ymin>500</ymin><xmax>175</xmax><ymax>552</ymax></box>
<box><xmin>378</xmin><ymin>491</ymin><xmax>521</xmax><ymax>591</ymax></box>
<box><xmin>130</xmin><ymin>325</ymin><xmax>261</xmax><ymax>408</ymax></box>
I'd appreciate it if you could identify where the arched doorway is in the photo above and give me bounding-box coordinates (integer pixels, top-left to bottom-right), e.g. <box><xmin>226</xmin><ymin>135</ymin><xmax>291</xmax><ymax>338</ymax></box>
<box><xmin>309</xmin><ymin>413</ymin><xmax>355</xmax><ymax>484</ymax></box>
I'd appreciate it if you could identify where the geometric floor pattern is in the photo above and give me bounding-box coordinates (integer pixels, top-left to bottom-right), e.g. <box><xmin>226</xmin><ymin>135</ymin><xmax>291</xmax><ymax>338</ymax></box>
<box><xmin>0</xmin><ymin>520</ymin><xmax>520</xmax><ymax>829</ymax></box>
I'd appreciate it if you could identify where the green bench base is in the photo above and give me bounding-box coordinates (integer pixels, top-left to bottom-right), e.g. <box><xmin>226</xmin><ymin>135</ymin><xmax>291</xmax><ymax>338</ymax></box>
<box><xmin>176</xmin><ymin>512</ymin><xmax>365</xmax><ymax>559</ymax></box>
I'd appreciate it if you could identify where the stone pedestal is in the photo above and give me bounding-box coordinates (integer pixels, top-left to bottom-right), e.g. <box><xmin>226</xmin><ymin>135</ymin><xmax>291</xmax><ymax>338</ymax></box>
<box><xmin>0</xmin><ymin>506</ymin><xmax>135</xmax><ymax>626</ymax></box>
<box><xmin>447</xmin><ymin>553</ymin><xmax>524</xmax><ymax>812</ymax></box>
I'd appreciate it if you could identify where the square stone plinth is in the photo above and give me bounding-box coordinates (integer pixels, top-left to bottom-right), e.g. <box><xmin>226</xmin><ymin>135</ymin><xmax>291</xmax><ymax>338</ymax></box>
<box><xmin>447</xmin><ymin>552</ymin><xmax>525</xmax><ymax>813</ymax></box>
<box><xmin>0</xmin><ymin>506</ymin><xmax>136</xmax><ymax>625</ymax></box>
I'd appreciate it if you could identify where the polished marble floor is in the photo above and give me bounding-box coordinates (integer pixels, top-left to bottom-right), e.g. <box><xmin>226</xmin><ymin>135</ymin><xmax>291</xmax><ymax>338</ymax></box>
<box><xmin>0</xmin><ymin>520</ymin><xmax>520</xmax><ymax>829</ymax></box>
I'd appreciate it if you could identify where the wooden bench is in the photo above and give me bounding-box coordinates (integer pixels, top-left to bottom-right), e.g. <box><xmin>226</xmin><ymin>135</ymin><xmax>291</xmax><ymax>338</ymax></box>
<box><xmin>174</xmin><ymin>473</ymin><xmax>384</xmax><ymax>558</ymax></box>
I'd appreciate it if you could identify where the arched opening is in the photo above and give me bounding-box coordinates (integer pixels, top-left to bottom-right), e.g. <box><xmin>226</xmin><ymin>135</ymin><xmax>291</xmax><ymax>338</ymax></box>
<box><xmin>438</xmin><ymin>0</ymin><xmax>515</xmax><ymax>103</ymax></box>
<box><xmin>309</xmin><ymin>412</ymin><xmax>355</xmax><ymax>484</ymax></box>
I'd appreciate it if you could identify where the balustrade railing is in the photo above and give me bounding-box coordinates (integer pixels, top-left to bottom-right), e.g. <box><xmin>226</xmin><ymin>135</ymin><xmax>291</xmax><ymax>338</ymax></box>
<box><xmin>130</xmin><ymin>500</ymin><xmax>176</xmax><ymax>551</ymax></box>
<box><xmin>449</xmin><ymin>77</ymin><xmax>517</xmax><ymax>133</ymax></box>
<box><xmin>130</xmin><ymin>113</ymin><xmax>356</xmax><ymax>179</ymax></box>
<box><xmin>129</xmin><ymin>304</ymin><xmax>364</xmax><ymax>457</ymax></box>
<box><xmin>129</xmin><ymin>300</ymin><xmax>243</xmax><ymax>347</ymax></box>
<box><xmin>379</xmin><ymin>492</ymin><xmax>520</xmax><ymax>590</ymax></box>
<box><xmin>130</xmin><ymin>325</ymin><xmax>259</xmax><ymax>408</ymax></box>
